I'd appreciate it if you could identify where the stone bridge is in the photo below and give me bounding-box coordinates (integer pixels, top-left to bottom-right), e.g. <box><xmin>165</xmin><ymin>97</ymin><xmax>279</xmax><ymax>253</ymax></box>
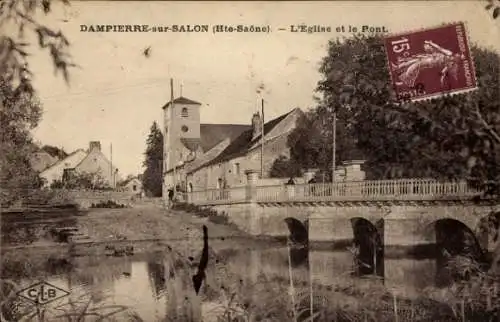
<box><xmin>186</xmin><ymin>171</ymin><xmax>500</xmax><ymax>258</ymax></box>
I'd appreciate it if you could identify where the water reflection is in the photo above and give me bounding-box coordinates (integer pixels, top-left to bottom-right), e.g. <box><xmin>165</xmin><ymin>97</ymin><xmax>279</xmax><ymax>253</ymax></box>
<box><xmin>2</xmin><ymin>244</ymin><xmax>442</xmax><ymax>321</ymax></box>
<box><xmin>434</xmin><ymin>218</ymin><xmax>492</xmax><ymax>287</ymax></box>
<box><xmin>289</xmin><ymin>247</ymin><xmax>309</xmax><ymax>268</ymax></box>
<box><xmin>147</xmin><ymin>256</ymin><xmax>167</xmax><ymax>298</ymax></box>
<box><xmin>350</xmin><ymin>217</ymin><xmax>385</xmax><ymax>279</ymax></box>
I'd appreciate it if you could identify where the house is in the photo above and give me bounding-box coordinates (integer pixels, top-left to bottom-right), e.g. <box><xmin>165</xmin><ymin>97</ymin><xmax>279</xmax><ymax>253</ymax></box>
<box><xmin>40</xmin><ymin>141</ymin><xmax>120</xmax><ymax>188</ymax></box>
<box><xmin>162</xmin><ymin>96</ymin><xmax>304</xmax><ymax>193</ymax></box>
<box><xmin>120</xmin><ymin>177</ymin><xmax>143</xmax><ymax>194</ymax></box>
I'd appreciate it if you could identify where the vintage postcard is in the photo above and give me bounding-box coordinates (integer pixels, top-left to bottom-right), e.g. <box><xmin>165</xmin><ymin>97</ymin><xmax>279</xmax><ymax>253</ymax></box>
<box><xmin>1</xmin><ymin>1</ymin><xmax>500</xmax><ymax>321</ymax></box>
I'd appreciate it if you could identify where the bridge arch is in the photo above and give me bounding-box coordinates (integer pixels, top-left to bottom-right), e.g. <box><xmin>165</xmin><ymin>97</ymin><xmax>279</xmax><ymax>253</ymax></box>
<box><xmin>350</xmin><ymin>217</ymin><xmax>384</xmax><ymax>279</ymax></box>
<box><xmin>425</xmin><ymin>218</ymin><xmax>489</xmax><ymax>286</ymax></box>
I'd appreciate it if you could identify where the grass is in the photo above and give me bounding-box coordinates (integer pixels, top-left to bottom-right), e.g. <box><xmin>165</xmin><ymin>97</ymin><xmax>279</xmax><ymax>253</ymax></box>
<box><xmin>0</xmin><ymin>278</ymin><xmax>144</xmax><ymax>322</ymax></box>
<box><xmin>196</xmin><ymin>264</ymin><xmax>499</xmax><ymax>322</ymax></box>
<box><xmin>173</xmin><ymin>202</ymin><xmax>240</xmax><ymax>228</ymax></box>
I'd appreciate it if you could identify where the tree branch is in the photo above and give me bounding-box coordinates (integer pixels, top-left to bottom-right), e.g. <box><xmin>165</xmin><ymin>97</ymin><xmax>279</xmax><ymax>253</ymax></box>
<box><xmin>473</xmin><ymin>104</ymin><xmax>500</xmax><ymax>144</ymax></box>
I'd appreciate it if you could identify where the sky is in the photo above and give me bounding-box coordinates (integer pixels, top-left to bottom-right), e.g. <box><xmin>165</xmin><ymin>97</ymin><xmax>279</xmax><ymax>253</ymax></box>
<box><xmin>13</xmin><ymin>1</ymin><xmax>500</xmax><ymax>176</ymax></box>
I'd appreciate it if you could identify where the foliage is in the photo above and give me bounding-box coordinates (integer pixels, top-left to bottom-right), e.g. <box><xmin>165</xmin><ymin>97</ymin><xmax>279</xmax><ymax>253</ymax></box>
<box><xmin>284</xmin><ymin>108</ymin><xmax>364</xmax><ymax>181</ymax></box>
<box><xmin>50</xmin><ymin>170</ymin><xmax>111</xmax><ymax>190</ymax></box>
<box><xmin>290</xmin><ymin>33</ymin><xmax>500</xmax><ymax>192</ymax></box>
<box><xmin>192</xmin><ymin>249</ymin><xmax>500</xmax><ymax>322</ymax></box>
<box><xmin>0</xmin><ymin>279</ymin><xmax>142</xmax><ymax>322</ymax></box>
<box><xmin>0</xmin><ymin>80</ymin><xmax>46</xmax><ymax>207</ymax></box>
<box><xmin>142</xmin><ymin>121</ymin><xmax>164</xmax><ymax>197</ymax></box>
<box><xmin>90</xmin><ymin>200</ymin><xmax>127</xmax><ymax>208</ymax></box>
<box><xmin>1</xmin><ymin>0</ymin><xmax>74</xmax><ymax>87</ymax></box>
<box><xmin>485</xmin><ymin>0</ymin><xmax>500</xmax><ymax>19</ymax></box>
<box><xmin>269</xmin><ymin>155</ymin><xmax>302</xmax><ymax>178</ymax></box>
<box><xmin>1</xmin><ymin>0</ymin><xmax>74</xmax><ymax>207</ymax></box>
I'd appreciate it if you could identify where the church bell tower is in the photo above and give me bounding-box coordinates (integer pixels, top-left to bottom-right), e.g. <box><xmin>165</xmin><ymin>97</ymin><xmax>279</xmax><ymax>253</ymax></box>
<box><xmin>162</xmin><ymin>88</ymin><xmax>202</xmax><ymax>198</ymax></box>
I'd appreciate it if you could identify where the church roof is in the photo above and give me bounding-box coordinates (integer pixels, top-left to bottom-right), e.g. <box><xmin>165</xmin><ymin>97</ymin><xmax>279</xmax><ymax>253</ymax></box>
<box><xmin>199</xmin><ymin>124</ymin><xmax>251</xmax><ymax>152</ymax></box>
<box><xmin>188</xmin><ymin>109</ymin><xmax>299</xmax><ymax>173</ymax></box>
<box><xmin>162</xmin><ymin>96</ymin><xmax>201</xmax><ymax>109</ymax></box>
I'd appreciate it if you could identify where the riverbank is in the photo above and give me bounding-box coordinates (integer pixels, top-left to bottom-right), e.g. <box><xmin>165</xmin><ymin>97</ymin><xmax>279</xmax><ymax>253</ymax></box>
<box><xmin>1</xmin><ymin>203</ymin><xmax>283</xmax><ymax>258</ymax></box>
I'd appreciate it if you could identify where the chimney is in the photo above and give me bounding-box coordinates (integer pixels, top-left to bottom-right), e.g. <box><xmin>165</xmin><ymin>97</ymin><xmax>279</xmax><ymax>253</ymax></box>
<box><xmin>251</xmin><ymin>112</ymin><xmax>262</xmax><ymax>140</ymax></box>
<box><xmin>89</xmin><ymin>141</ymin><xmax>101</xmax><ymax>152</ymax></box>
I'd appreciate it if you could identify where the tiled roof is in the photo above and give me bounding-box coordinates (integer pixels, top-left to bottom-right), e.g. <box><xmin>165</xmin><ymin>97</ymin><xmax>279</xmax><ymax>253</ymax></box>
<box><xmin>193</xmin><ymin>109</ymin><xmax>296</xmax><ymax>170</ymax></box>
<box><xmin>162</xmin><ymin>96</ymin><xmax>201</xmax><ymax>109</ymax></box>
<box><xmin>200</xmin><ymin>124</ymin><xmax>251</xmax><ymax>152</ymax></box>
<box><xmin>41</xmin><ymin>149</ymin><xmax>87</xmax><ymax>173</ymax></box>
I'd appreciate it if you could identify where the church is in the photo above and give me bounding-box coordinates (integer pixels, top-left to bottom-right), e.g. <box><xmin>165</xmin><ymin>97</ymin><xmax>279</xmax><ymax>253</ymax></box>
<box><xmin>161</xmin><ymin>96</ymin><xmax>304</xmax><ymax>194</ymax></box>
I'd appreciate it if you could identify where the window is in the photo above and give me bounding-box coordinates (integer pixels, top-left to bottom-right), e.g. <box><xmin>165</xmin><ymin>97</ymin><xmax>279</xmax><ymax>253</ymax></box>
<box><xmin>181</xmin><ymin>107</ymin><xmax>188</xmax><ymax>117</ymax></box>
<box><xmin>132</xmin><ymin>185</ymin><xmax>137</xmax><ymax>191</ymax></box>
<box><xmin>235</xmin><ymin>163</ymin><xmax>241</xmax><ymax>175</ymax></box>
<box><xmin>181</xmin><ymin>125</ymin><xmax>189</xmax><ymax>133</ymax></box>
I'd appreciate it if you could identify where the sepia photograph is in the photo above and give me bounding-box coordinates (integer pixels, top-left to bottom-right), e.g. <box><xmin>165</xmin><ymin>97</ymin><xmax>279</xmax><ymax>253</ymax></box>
<box><xmin>1</xmin><ymin>1</ymin><xmax>500</xmax><ymax>321</ymax></box>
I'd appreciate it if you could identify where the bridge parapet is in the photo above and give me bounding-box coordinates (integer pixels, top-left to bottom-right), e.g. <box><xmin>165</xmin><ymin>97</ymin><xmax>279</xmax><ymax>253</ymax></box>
<box><xmin>187</xmin><ymin>178</ymin><xmax>482</xmax><ymax>206</ymax></box>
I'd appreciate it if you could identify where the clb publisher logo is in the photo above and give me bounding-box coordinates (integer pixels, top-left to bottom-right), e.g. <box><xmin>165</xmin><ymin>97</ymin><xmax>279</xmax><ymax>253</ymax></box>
<box><xmin>17</xmin><ymin>281</ymin><xmax>70</xmax><ymax>305</ymax></box>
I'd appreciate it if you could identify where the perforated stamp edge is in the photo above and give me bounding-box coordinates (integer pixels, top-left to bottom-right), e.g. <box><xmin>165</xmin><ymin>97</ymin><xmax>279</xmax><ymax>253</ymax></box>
<box><xmin>382</xmin><ymin>21</ymin><xmax>479</xmax><ymax>104</ymax></box>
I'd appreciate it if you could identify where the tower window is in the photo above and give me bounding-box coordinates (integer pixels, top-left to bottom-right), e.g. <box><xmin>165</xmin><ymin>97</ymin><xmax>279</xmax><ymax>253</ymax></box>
<box><xmin>181</xmin><ymin>107</ymin><xmax>188</xmax><ymax>117</ymax></box>
<box><xmin>181</xmin><ymin>125</ymin><xmax>189</xmax><ymax>133</ymax></box>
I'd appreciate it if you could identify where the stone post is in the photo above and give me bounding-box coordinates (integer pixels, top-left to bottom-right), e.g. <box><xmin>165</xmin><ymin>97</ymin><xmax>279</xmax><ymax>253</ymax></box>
<box><xmin>245</xmin><ymin>170</ymin><xmax>261</xmax><ymax>235</ymax></box>
<box><xmin>343</xmin><ymin>160</ymin><xmax>366</xmax><ymax>198</ymax></box>
<box><xmin>343</xmin><ymin>160</ymin><xmax>366</xmax><ymax>181</ymax></box>
<box><xmin>245</xmin><ymin>170</ymin><xmax>260</xmax><ymax>202</ymax></box>
<box><xmin>285</xmin><ymin>182</ymin><xmax>295</xmax><ymax>199</ymax></box>
<box><xmin>334</xmin><ymin>168</ymin><xmax>346</xmax><ymax>181</ymax></box>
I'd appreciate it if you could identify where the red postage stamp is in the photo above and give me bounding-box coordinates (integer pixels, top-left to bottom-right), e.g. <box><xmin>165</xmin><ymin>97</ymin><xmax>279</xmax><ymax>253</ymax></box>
<box><xmin>384</xmin><ymin>22</ymin><xmax>477</xmax><ymax>102</ymax></box>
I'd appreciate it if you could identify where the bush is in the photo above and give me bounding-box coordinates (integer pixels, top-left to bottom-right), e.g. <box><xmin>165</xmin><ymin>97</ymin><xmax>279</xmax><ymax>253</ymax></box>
<box><xmin>90</xmin><ymin>200</ymin><xmax>127</xmax><ymax>209</ymax></box>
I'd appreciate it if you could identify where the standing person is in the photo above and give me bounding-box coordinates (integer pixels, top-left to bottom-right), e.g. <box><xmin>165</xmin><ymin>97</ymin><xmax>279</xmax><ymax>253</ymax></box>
<box><xmin>168</xmin><ymin>188</ymin><xmax>174</xmax><ymax>209</ymax></box>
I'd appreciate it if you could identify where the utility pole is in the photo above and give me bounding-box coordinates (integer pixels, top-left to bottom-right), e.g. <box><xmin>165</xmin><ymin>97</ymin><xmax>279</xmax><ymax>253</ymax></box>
<box><xmin>261</xmin><ymin>98</ymin><xmax>265</xmax><ymax>178</ymax></box>
<box><xmin>332</xmin><ymin>110</ymin><xmax>337</xmax><ymax>183</ymax></box>
<box><xmin>110</xmin><ymin>143</ymin><xmax>113</xmax><ymax>188</ymax></box>
<box><xmin>170</xmin><ymin>78</ymin><xmax>176</xmax><ymax>199</ymax></box>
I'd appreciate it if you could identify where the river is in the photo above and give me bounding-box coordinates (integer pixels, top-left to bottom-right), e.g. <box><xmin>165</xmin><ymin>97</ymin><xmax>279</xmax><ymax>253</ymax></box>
<box><xmin>1</xmin><ymin>241</ymin><xmax>439</xmax><ymax>322</ymax></box>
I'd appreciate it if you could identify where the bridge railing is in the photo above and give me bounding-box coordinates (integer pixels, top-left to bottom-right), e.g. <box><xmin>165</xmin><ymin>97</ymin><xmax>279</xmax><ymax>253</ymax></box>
<box><xmin>187</xmin><ymin>186</ymin><xmax>247</xmax><ymax>205</ymax></box>
<box><xmin>187</xmin><ymin>179</ymin><xmax>483</xmax><ymax>205</ymax></box>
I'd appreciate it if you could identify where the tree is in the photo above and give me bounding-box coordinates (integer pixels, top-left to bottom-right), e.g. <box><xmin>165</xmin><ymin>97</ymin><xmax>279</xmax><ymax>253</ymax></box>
<box><xmin>142</xmin><ymin>122</ymin><xmax>163</xmax><ymax>197</ymax></box>
<box><xmin>269</xmin><ymin>155</ymin><xmax>302</xmax><ymax>178</ymax></box>
<box><xmin>0</xmin><ymin>81</ymin><xmax>46</xmax><ymax>206</ymax></box>
<box><xmin>1</xmin><ymin>0</ymin><xmax>74</xmax><ymax>206</ymax></box>
<box><xmin>285</xmin><ymin>107</ymin><xmax>365</xmax><ymax>181</ymax></box>
<box><xmin>312</xmin><ymin>34</ymin><xmax>499</xmax><ymax>193</ymax></box>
